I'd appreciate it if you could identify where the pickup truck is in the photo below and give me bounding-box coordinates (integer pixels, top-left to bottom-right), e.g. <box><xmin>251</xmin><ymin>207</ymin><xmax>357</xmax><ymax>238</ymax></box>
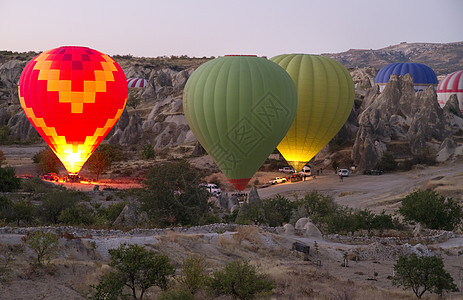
<box><xmin>278</xmin><ymin>167</ymin><xmax>295</xmax><ymax>174</ymax></box>
<box><xmin>268</xmin><ymin>177</ymin><xmax>287</xmax><ymax>185</ymax></box>
<box><xmin>364</xmin><ymin>169</ymin><xmax>383</xmax><ymax>175</ymax></box>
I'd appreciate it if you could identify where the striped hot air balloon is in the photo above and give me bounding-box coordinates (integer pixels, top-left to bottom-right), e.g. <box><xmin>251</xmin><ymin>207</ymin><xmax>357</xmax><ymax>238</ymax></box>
<box><xmin>375</xmin><ymin>63</ymin><xmax>438</xmax><ymax>92</ymax></box>
<box><xmin>437</xmin><ymin>70</ymin><xmax>463</xmax><ymax>112</ymax></box>
<box><xmin>127</xmin><ymin>78</ymin><xmax>148</xmax><ymax>88</ymax></box>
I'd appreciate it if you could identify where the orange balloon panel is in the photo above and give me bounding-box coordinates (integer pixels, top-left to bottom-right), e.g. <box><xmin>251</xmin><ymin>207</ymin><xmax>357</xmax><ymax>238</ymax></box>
<box><xmin>18</xmin><ymin>46</ymin><xmax>127</xmax><ymax>174</ymax></box>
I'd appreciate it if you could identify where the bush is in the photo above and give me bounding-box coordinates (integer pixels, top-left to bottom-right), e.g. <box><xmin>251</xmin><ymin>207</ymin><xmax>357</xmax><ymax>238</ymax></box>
<box><xmin>393</xmin><ymin>254</ymin><xmax>457</xmax><ymax>298</ymax></box>
<box><xmin>178</xmin><ymin>254</ymin><xmax>209</xmax><ymax>294</ymax></box>
<box><xmin>12</xmin><ymin>200</ymin><xmax>36</xmax><ymax>226</ymax></box>
<box><xmin>58</xmin><ymin>203</ymin><xmax>95</xmax><ymax>226</ymax></box>
<box><xmin>376</xmin><ymin>152</ymin><xmax>397</xmax><ymax>171</ymax></box>
<box><xmin>157</xmin><ymin>289</ymin><xmax>194</xmax><ymax>300</ymax></box>
<box><xmin>235</xmin><ymin>203</ymin><xmax>266</xmax><ymax>225</ymax></box>
<box><xmin>140</xmin><ymin>160</ymin><xmax>209</xmax><ymax>227</ymax></box>
<box><xmin>262</xmin><ymin>195</ymin><xmax>297</xmax><ymax>227</ymax></box>
<box><xmin>0</xmin><ymin>166</ymin><xmax>21</xmax><ymax>192</ymax></box>
<box><xmin>23</xmin><ymin>231</ymin><xmax>59</xmax><ymax>267</ymax></box>
<box><xmin>91</xmin><ymin>244</ymin><xmax>175</xmax><ymax>299</ymax></box>
<box><xmin>0</xmin><ymin>149</ymin><xmax>5</xmax><ymax>166</ymax></box>
<box><xmin>208</xmin><ymin>260</ymin><xmax>275</xmax><ymax>300</ymax></box>
<box><xmin>96</xmin><ymin>202</ymin><xmax>126</xmax><ymax>225</ymax></box>
<box><xmin>34</xmin><ymin>148</ymin><xmax>61</xmax><ymax>174</ymax></box>
<box><xmin>399</xmin><ymin>190</ymin><xmax>462</xmax><ymax>230</ymax></box>
<box><xmin>0</xmin><ymin>125</ymin><xmax>13</xmax><ymax>145</ymax></box>
<box><xmin>38</xmin><ymin>190</ymin><xmax>84</xmax><ymax>224</ymax></box>
<box><xmin>140</xmin><ymin>144</ymin><xmax>155</xmax><ymax>160</ymax></box>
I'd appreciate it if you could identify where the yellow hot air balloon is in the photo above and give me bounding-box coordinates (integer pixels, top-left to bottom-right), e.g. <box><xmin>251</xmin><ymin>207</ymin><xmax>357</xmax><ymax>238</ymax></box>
<box><xmin>270</xmin><ymin>54</ymin><xmax>354</xmax><ymax>171</ymax></box>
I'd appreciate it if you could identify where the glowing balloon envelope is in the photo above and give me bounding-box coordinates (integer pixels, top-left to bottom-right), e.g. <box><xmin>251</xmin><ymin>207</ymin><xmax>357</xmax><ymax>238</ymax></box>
<box><xmin>183</xmin><ymin>55</ymin><xmax>297</xmax><ymax>190</ymax></box>
<box><xmin>18</xmin><ymin>46</ymin><xmax>128</xmax><ymax>174</ymax></box>
<box><xmin>270</xmin><ymin>54</ymin><xmax>354</xmax><ymax>171</ymax></box>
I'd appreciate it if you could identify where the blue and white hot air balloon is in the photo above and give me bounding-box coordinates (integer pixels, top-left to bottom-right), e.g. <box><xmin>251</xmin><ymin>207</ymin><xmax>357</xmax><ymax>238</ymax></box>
<box><xmin>375</xmin><ymin>63</ymin><xmax>438</xmax><ymax>92</ymax></box>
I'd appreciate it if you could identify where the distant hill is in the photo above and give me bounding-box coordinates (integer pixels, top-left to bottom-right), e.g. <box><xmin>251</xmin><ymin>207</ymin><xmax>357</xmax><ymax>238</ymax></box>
<box><xmin>322</xmin><ymin>41</ymin><xmax>463</xmax><ymax>75</ymax></box>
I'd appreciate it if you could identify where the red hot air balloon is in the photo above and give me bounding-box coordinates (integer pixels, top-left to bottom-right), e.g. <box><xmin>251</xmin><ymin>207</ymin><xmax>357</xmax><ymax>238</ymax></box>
<box><xmin>18</xmin><ymin>46</ymin><xmax>128</xmax><ymax>174</ymax></box>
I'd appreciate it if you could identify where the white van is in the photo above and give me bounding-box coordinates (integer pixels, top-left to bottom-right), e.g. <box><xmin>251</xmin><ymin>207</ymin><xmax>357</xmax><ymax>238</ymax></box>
<box><xmin>299</xmin><ymin>166</ymin><xmax>311</xmax><ymax>177</ymax></box>
<box><xmin>200</xmin><ymin>183</ymin><xmax>222</xmax><ymax>196</ymax></box>
<box><xmin>338</xmin><ymin>169</ymin><xmax>349</xmax><ymax>177</ymax></box>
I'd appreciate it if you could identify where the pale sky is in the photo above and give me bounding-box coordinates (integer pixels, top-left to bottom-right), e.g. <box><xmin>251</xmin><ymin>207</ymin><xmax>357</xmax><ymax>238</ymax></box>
<box><xmin>1</xmin><ymin>0</ymin><xmax>462</xmax><ymax>58</ymax></box>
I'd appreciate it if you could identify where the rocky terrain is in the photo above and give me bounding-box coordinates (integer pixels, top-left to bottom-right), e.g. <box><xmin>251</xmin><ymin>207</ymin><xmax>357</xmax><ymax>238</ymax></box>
<box><xmin>2</xmin><ymin>42</ymin><xmax>463</xmax><ymax>173</ymax></box>
<box><xmin>322</xmin><ymin>41</ymin><xmax>463</xmax><ymax>75</ymax></box>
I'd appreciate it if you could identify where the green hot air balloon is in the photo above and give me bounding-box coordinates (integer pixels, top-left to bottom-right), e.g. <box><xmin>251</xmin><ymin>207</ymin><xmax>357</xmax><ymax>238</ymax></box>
<box><xmin>270</xmin><ymin>54</ymin><xmax>354</xmax><ymax>171</ymax></box>
<box><xmin>183</xmin><ymin>55</ymin><xmax>297</xmax><ymax>190</ymax></box>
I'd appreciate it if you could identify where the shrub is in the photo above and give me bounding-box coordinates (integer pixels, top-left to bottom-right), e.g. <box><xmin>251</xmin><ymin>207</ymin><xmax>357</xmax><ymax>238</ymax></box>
<box><xmin>140</xmin><ymin>144</ymin><xmax>155</xmax><ymax>160</ymax></box>
<box><xmin>96</xmin><ymin>202</ymin><xmax>126</xmax><ymax>225</ymax></box>
<box><xmin>178</xmin><ymin>254</ymin><xmax>209</xmax><ymax>294</ymax></box>
<box><xmin>38</xmin><ymin>190</ymin><xmax>83</xmax><ymax>224</ymax></box>
<box><xmin>58</xmin><ymin>203</ymin><xmax>95</xmax><ymax>226</ymax></box>
<box><xmin>0</xmin><ymin>125</ymin><xmax>13</xmax><ymax>145</ymax></box>
<box><xmin>12</xmin><ymin>200</ymin><xmax>36</xmax><ymax>226</ymax></box>
<box><xmin>0</xmin><ymin>166</ymin><xmax>21</xmax><ymax>192</ymax></box>
<box><xmin>92</xmin><ymin>244</ymin><xmax>175</xmax><ymax>299</ymax></box>
<box><xmin>262</xmin><ymin>195</ymin><xmax>297</xmax><ymax>227</ymax></box>
<box><xmin>399</xmin><ymin>190</ymin><xmax>462</xmax><ymax>230</ymax></box>
<box><xmin>376</xmin><ymin>152</ymin><xmax>397</xmax><ymax>171</ymax></box>
<box><xmin>235</xmin><ymin>203</ymin><xmax>266</xmax><ymax>225</ymax></box>
<box><xmin>208</xmin><ymin>260</ymin><xmax>275</xmax><ymax>300</ymax></box>
<box><xmin>34</xmin><ymin>148</ymin><xmax>61</xmax><ymax>174</ymax></box>
<box><xmin>140</xmin><ymin>160</ymin><xmax>209</xmax><ymax>227</ymax></box>
<box><xmin>393</xmin><ymin>254</ymin><xmax>457</xmax><ymax>298</ymax></box>
<box><xmin>157</xmin><ymin>289</ymin><xmax>194</xmax><ymax>300</ymax></box>
<box><xmin>23</xmin><ymin>231</ymin><xmax>59</xmax><ymax>267</ymax></box>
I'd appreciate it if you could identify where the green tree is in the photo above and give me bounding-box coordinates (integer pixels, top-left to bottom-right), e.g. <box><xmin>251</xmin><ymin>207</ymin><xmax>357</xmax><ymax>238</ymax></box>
<box><xmin>23</xmin><ymin>231</ymin><xmax>59</xmax><ymax>267</ymax></box>
<box><xmin>179</xmin><ymin>254</ymin><xmax>209</xmax><ymax>294</ymax></box>
<box><xmin>92</xmin><ymin>244</ymin><xmax>175</xmax><ymax>299</ymax></box>
<box><xmin>58</xmin><ymin>203</ymin><xmax>95</xmax><ymax>226</ymax></box>
<box><xmin>399</xmin><ymin>190</ymin><xmax>462</xmax><ymax>230</ymax></box>
<box><xmin>0</xmin><ymin>196</ymin><xmax>13</xmax><ymax>222</ymax></box>
<box><xmin>235</xmin><ymin>203</ymin><xmax>267</xmax><ymax>225</ymax></box>
<box><xmin>208</xmin><ymin>260</ymin><xmax>275</xmax><ymax>300</ymax></box>
<box><xmin>12</xmin><ymin>200</ymin><xmax>36</xmax><ymax>226</ymax></box>
<box><xmin>90</xmin><ymin>272</ymin><xmax>124</xmax><ymax>300</ymax></box>
<box><xmin>0</xmin><ymin>166</ymin><xmax>21</xmax><ymax>192</ymax></box>
<box><xmin>86</xmin><ymin>144</ymin><xmax>124</xmax><ymax>181</ymax></box>
<box><xmin>140</xmin><ymin>144</ymin><xmax>155</xmax><ymax>160</ymax></box>
<box><xmin>35</xmin><ymin>147</ymin><xmax>61</xmax><ymax>174</ymax></box>
<box><xmin>0</xmin><ymin>125</ymin><xmax>13</xmax><ymax>145</ymax></box>
<box><xmin>38</xmin><ymin>190</ymin><xmax>82</xmax><ymax>224</ymax></box>
<box><xmin>393</xmin><ymin>254</ymin><xmax>457</xmax><ymax>298</ymax></box>
<box><xmin>262</xmin><ymin>195</ymin><xmax>297</xmax><ymax>227</ymax></box>
<box><xmin>87</xmin><ymin>150</ymin><xmax>111</xmax><ymax>182</ymax></box>
<box><xmin>140</xmin><ymin>160</ymin><xmax>209</xmax><ymax>227</ymax></box>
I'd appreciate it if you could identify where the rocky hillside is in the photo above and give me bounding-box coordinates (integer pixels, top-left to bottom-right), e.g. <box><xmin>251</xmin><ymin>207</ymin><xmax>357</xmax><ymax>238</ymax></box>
<box><xmin>322</xmin><ymin>41</ymin><xmax>463</xmax><ymax>75</ymax></box>
<box><xmin>1</xmin><ymin>43</ymin><xmax>463</xmax><ymax>172</ymax></box>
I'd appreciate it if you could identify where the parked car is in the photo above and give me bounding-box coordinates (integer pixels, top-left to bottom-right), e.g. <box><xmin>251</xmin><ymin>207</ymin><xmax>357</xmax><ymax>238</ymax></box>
<box><xmin>268</xmin><ymin>177</ymin><xmax>287</xmax><ymax>185</ymax></box>
<box><xmin>338</xmin><ymin>169</ymin><xmax>349</xmax><ymax>177</ymax></box>
<box><xmin>364</xmin><ymin>169</ymin><xmax>383</xmax><ymax>175</ymax></box>
<box><xmin>43</xmin><ymin>173</ymin><xmax>59</xmax><ymax>181</ymax></box>
<box><xmin>279</xmin><ymin>167</ymin><xmax>296</xmax><ymax>174</ymax></box>
<box><xmin>299</xmin><ymin>166</ymin><xmax>311</xmax><ymax>177</ymax></box>
<box><xmin>200</xmin><ymin>183</ymin><xmax>222</xmax><ymax>196</ymax></box>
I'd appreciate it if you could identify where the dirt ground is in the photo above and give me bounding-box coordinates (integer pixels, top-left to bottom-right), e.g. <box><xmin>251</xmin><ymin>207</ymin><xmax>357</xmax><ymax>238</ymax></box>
<box><xmin>1</xmin><ymin>144</ymin><xmax>463</xmax><ymax>299</ymax></box>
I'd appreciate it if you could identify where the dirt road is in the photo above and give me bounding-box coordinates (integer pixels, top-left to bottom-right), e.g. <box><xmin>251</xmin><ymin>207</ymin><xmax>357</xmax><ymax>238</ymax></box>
<box><xmin>257</xmin><ymin>161</ymin><xmax>463</xmax><ymax>213</ymax></box>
